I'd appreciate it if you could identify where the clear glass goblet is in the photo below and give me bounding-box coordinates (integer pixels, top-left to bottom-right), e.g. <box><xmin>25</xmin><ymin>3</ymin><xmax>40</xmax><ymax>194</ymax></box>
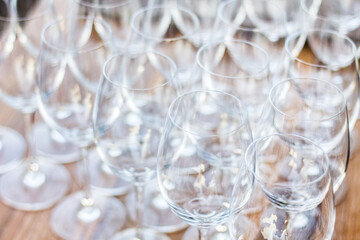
<box><xmin>284</xmin><ymin>29</ymin><xmax>360</xmax><ymax>158</ymax></box>
<box><xmin>196</xmin><ymin>38</ymin><xmax>270</xmax><ymax>130</ymax></box>
<box><xmin>256</xmin><ymin>77</ymin><xmax>349</xmax><ymax>194</ymax></box>
<box><xmin>93</xmin><ymin>49</ymin><xmax>177</xmax><ymax>240</ymax></box>
<box><xmin>131</xmin><ymin>5</ymin><xmax>201</xmax><ymax>93</ymax></box>
<box><xmin>37</xmin><ymin>17</ymin><xmax>126</xmax><ymax>240</ymax></box>
<box><xmin>0</xmin><ymin>0</ymin><xmax>71</xmax><ymax>211</ymax></box>
<box><xmin>230</xmin><ymin>133</ymin><xmax>335</xmax><ymax>240</ymax></box>
<box><xmin>157</xmin><ymin>90</ymin><xmax>253</xmax><ymax>240</ymax></box>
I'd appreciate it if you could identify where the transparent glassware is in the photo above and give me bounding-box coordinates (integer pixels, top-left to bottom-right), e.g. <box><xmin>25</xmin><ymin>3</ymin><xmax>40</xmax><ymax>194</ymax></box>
<box><xmin>93</xmin><ymin>49</ymin><xmax>177</xmax><ymax>240</ymax></box>
<box><xmin>283</xmin><ymin>29</ymin><xmax>360</xmax><ymax>156</ymax></box>
<box><xmin>157</xmin><ymin>90</ymin><xmax>254</xmax><ymax>240</ymax></box>
<box><xmin>37</xmin><ymin>17</ymin><xmax>126</xmax><ymax>239</ymax></box>
<box><xmin>301</xmin><ymin>0</ymin><xmax>360</xmax><ymax>53</ymax></box>
<box><xmin>131</xmin><ymin>5</ymin><xmax>201</xmax><ymax>93</ymax></box>
<box><xmin>196</xmin><ymin>38</ymin><xmax>270</xmax><ymax>130</ymax></box>
<box><xmin>72</xmin><ymin>0</ymin><xmax>142</xmax><ymax>51</ymax></box>
<box><xmin>0</xmin><ymin>0</ymin><xmax>71</xmax><ymax>211</ymax></box>
<box><xmin>230</xmin><ymin>133</ymin><xmax>335</xmax><ymax>240</ymax></box>
<box><xmin>256</xmin><ymin>77</ymin><xmax>349</xmax><ymax>194</ymax></box>
<box><xmin>217</xmin><ymin>0</ymin><xmax>303</xmax><ymax>80</ymax></box>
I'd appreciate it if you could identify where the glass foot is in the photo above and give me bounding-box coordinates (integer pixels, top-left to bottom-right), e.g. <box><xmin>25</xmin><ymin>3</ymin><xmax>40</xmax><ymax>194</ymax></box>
<box><xmin>77</xmin><ymin>148</ymin><xmax>131</xmax><ymax>196</ymax></box>
<box><xmin>34</xmin><ymin>123</ymin><xmax>80</xmax><ymax>164</ymax></box>
<box><xmin>109</xmin><ymin>228</ymin><xmax>170</xmax><ymax>240</ymax></box>
<box><xmin>50</xmin><ymin>191</ymin><xmax>126</xmax><ymax>240</ymax></box>
<box><xmin>126</xmin><ymin>181</ymin><xmax>187</xmax><ymax>233</ymax></box>
<box><xmin>0</xmin><ymin>162</ymin><xmax>70</xmax><ymax>211</ymax></box>
<box><xmin>0</xmin><ymin>126</ymin><xmax>26</xmax><ymax>174</ymax></box>
<box><xmin>182</xmin><ymin>226</ymin><xmax>230</xmax><ymax>240</ymax></box>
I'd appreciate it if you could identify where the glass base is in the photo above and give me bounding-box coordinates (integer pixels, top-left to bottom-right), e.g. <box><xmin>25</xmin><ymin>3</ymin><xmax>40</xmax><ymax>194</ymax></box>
<box><xmin>182</xmin><ymin>226</ymin><xmax>230</xmax><ymax>240</ymax></box>
<box><xmin>50</xmin><ymin>191</ymin><xmax>126</xmax><ymax>240</ymax></box>
<box><xmin>0</xmin><ymin>126</ymin><xmax>26</xmax><ymax>174</ymax></box>
<box><xmin>77</xmin><ymin>148</ymin><xmax>131</xmax><ymax>196</ymax></box>
<box><xmin>109</xmin><ymin>228</ymin><xmax>170</xmax><ymax>240</ymax></box>
<box><xmin>0</xmin><ymin>162</ymin><xmax>70</xmax><ymax>211</ymax></box>
<box><xmin>34</xmin><ymin>123</ymin><xmax>80</xmax><ymax>164</ymax></box>
<box><xmin>126</xmin><ymin>181</ymin><xmax>188</xmax><ymax>233</ymax></box>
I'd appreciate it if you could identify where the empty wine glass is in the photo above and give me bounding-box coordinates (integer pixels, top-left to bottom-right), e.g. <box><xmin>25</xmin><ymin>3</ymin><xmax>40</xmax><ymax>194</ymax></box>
<box><xmin>196</xmin><ymin>38</ymin><xmax>270</xmax><ymax>130</ymax></box>
<box><xmin>284</xmin><ymin>29</ymin><xmax>360</xmax><ymax>156</ymax></box>
<box><xmin>37</xmin><ymin>17</ymin><xmax>126</xmax><ymax>239</ymax></box>
<box><xmin>93</xmin><ymin>49</ymin><xmax>177</xmax><ymax>240</ymax></box>
<box><xmin>0</xmin><ymin>0</ymin><xmax>27</xmax><ymax>173</ymax></box>
<box><xmin>256</xmin><ymin>77</ymin><xmax>349</xmax><ymax>194</ymax></box>
<box><xmin>157</xmin><ymin>90</ymin><xmax>253</xmax><ymax>240</ymax></box>
<box><xmin>230</xmin><ymin>133</ymin><xmax>335</xmax><ymax>240</ymax></box>
<box><xmin>131</xmin><ymin>5</ymin><xmax>201</xmax><ymax>93</ymax></box>
<box><xmin>301</xmin><ymin>0</ymin><xmax>360</xmax><ymax>53</ymax></box>
<box><xmin>0</xmin><ymin>0</ymin><xmax>71</xmax><ymax>211</ymax></box>
<box><xmin>217</xmin><ymin>0</ymin><xmax>302</xmax><ymax>79</ymax></box>
<box><xmin>72</xmin><ymin>0</ymin><xmax>142</xmax><ymax>51</ymax></box>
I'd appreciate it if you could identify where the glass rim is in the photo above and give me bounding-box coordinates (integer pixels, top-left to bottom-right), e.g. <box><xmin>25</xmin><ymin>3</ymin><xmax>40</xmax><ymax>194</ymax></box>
<box><xmin>130</xmin><ymin>5</ymin><xmax>200</xmax><ymax>42</ymax></box>
<box><xmin>74</xmin><ymin>0</ymin><xmax>130</xmax><ymax>9</ymax></box>
<box><xmin>196</xmin><ymin>38</ymin><xmax>270</xmax><ymax>80</ymax></box>
<box><xmin>218</xmin><ymin>0</ymin><xmax>287</xmax><ymax>33</ymax></box>
<box><xmin>300</xmin><ymin>0</ymin><xmax>360</xmax><ymax>24</ymax></box>
<box><xmin>41</xmin><ymin>16</ymin><xmax>112</xmax><ymax>53</ymax></box>
<box><xmin>284</xmin><ymin>28</ymin><xmax>357</xmax><ymax>69</ymax></box>
<box><xmin>102</xmin><ymin>50</ymin><xmax>177</xmax><ymax>91</ymax></box>
<box><xmin>0</xmin><ymin>0</ymin><xmax>53</xmax><ymax>22</ymax></box>
<box><xmin>246</xmin><ymin>132</ymin><xmax>330</xmax><ymax>188</ymax></box>
<box><xmin>168</xmin><ymin>90</ymin><xmax>250</xmax><ymax>138</ymax></box>
<box><xmin>269</xmin><ymin>77</ymin><xmax>347</xmax><ymax>122</ymax></box>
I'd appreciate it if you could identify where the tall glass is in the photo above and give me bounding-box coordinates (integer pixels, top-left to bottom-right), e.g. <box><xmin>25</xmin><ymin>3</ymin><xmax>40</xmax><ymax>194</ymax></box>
<box><xmin>93</xmin><ymin>50</ymin><xmax>177</xmax><ymax>240</ymax></box>
<box><xmin>157</xmin><ymin>90</ymin><xmax>253</xmax><ymax>240</ymax></box>
<box><xmin>230</xmin><ymin>133</ymin><xmax>335</xmax><ymax>240</ymax></box>
<box><xmin>0</xmin><ymin>0</ymin><xmax>71</xmax><ymax>211</ymax></box>
<box><xmin>37</xmin><ymin>17</ymin><xmax>126</xmax><ymax>239</ymax></box>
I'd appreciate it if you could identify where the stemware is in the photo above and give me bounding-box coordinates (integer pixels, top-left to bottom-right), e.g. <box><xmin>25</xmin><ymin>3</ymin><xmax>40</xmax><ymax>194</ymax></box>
<box><xmin>0</xmin><ymin>0</ymin><xmax>71</xmax><ymax>211</ymax></box>
<box><xmin>93</xmin><ymin>49</ymin><xmax>177</xmax><ymax>240</ymax></box>
<box><xmin>301</xmin><ymin>0</ymin><xmax>360</xmax><ymax>52</ymax></box>
<box><xmin>256</xmin><ymin>77</ymin><xmax>349</xmax><ymax>194</ymax></box>
<box><xmin>0</xmin><ymin>0</ymin><xmax>27</xmax><ymax>173</ymax></box>
<box><xmin>230</xmin><ymin>133</ymin><xmax>335</xmax><ymax>239</ymax></box>
<box><xmin>37</xmin><ymin>17</ymin><xmax>126</xmax><ymax>239</ymax></box>
<box><xmin>217</xmin><ymin>0</ymin><xmax>302</xmax><ymax>79</ymax></box>
<box><xmin>284</xmin><ymin>29</ymin><xmax>360</xmax><ymax>154</ymax></box>
<box><xmin>157</xmin><ymin>90</ymin><xmax>253</xmax><ymax>240</ymax></box>
<box><xmin>196</xmin><ymin>38</ymin><xmax>270</xmax><ymax>130</ymax></box>
<box><xmin>131</xmin><ymin>5</ymin><xmax>201</xmax><ymax>93</ymax></box>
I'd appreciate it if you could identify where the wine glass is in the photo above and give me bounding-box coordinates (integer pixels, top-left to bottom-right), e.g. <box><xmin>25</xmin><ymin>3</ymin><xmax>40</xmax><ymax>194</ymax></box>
<box><xmin>0</xmin><ymin>0</ymin><xmax>71</xmax><ymax>211</ymax></box>
<box><xmin>217</xmin><ymin>0</ymin><xmax>302</xmax><ymax>80</ymax></box>
<box><xmin>284</xmin><ymin>29</ymin><xmax>360</xmax><ymax>157</ymax></box>
<box><xmin>196</xmin><ymin>38</ymin><xmax>270</xmax><ymax>130</ymax></box>
<box><xmin>157</xmin><ymin>90</ymin><xmax>253</xmax><ymax>240</ymax></box>
<box><xmin>72</xmin><ymin>0</ymin><xmax>142</xmax><ymax>51</ymax></box>
<box><xmin>256</xmin><ymin>77</ymin><xmax>349</xmax><ymax>194</ymax></box>
<box><xmin>230</xmin><ymin>133</ymin><xmax>335</xmax><ymax>240</ymax></box>
<box><xmin>131</xmin><ymin>5</ymin><xmax>201</xmax><ymax>93</ymax></box>
<box><xmin>93</xmin><ymin>49</ymin><xmax>177</xmax><ymax>240</ymax></box>
<box><xmin>301</xmin><ymin>0</ymin><xmax>360</xmax><ymax>53</ymax></box>
<box><xmin>0</xmin><ymin>0</ymin><xmax>27</xmax><ymax>173</ymax></box>
<box><xmin>37</xmin><ymin>17</ymin><xmax>126</xmax><ymax>239</ymax></box>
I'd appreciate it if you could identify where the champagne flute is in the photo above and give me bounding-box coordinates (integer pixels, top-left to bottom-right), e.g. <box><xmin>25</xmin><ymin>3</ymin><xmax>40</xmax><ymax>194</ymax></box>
<box><xmin>93</xmin><ymin>49</ymin><xmax>177</xmax><ymax>240</ymax></box>
<box><xmin>37</xmin><ymin>17</ymin><xmax>126</xmax><ymax>239</ymax></box>
<box><xmin>157</xmin><ymin>90</ymin><xmax>253</xmax><ymax>240</ymax></box>
<box><xmin>0</xmin><ymin>0</ymin><xmax>71</xmax><ymax>211</ymax></box>
<box><xmin>230</xmin><ymin>133</ymin><xmax>335</xmax><ymax>240</ymax></box>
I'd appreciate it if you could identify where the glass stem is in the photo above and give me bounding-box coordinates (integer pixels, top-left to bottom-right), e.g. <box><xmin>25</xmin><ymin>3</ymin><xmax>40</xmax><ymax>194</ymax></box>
<box><xmin>22</xmin><ymin>112</ymin><xmax>45</xmax><ymax>188</ymax></box>
<box><xmin>135</xmin><ymin>183</ymin><xmax>145</xmax><ymax>239</ymax></box>
<box><xmin>80</xmin><ymin>145</ymin><xmax>92</xmax><ymax>200</ymax></box>
<box><xmin>199</xmin><ymin>227</ymin><xmax>209</xmax><ymax>240</ymax></box>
